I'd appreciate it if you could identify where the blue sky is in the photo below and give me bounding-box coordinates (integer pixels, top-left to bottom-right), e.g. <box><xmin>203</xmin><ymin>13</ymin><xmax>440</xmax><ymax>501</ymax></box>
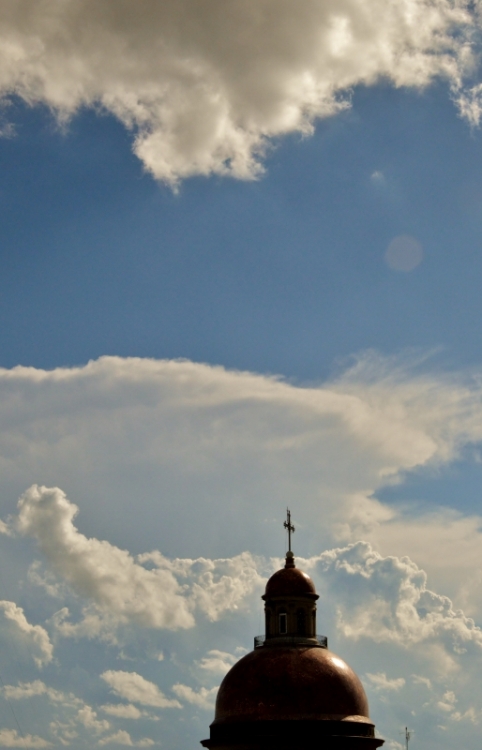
<box><xmin>2</xmin><ymin>2</ymin><xmax>482</xmax><ymax>749</ymax></box>
<box><xmin>4</xmin><ymin>83</ymin><xmax>482</xmax><ymax>379</ymax></box>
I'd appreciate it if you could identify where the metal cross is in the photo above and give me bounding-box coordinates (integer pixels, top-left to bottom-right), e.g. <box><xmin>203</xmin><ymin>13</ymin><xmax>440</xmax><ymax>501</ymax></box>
<box><xmin>283</xmin><ymin>508</ymin><xmax>295</xmax><ymax>552</ymax></box>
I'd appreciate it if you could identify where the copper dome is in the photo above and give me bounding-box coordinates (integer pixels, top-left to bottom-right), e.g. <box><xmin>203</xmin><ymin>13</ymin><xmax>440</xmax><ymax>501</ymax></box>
<box><xmin>213</xmin><ymin>645</ymin><xmax>370</xmax><ymax>725</ymax></box>
<box><xmin>201</xmin><ymin>512</ymin><xmax>384</xmax><ymax>749</ymax></box>
<box><xmin>264</xmin><ymin>566</ymin><xmax>317</xmax><ymax>599</ymax></box>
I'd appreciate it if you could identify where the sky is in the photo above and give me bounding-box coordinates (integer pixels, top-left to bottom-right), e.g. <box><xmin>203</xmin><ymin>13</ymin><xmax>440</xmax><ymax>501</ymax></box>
<box><xmin>2</xmin><ymin>1</ymin><xmax>482</xmax><ymax>748</ymax></box>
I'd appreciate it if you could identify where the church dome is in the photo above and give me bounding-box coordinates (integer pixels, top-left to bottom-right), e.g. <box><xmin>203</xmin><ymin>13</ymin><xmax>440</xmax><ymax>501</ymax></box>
<box><xmin>213</xmin><ymin>645</ymin><xmax>370</xmax><ymax>725</ymax></box>
<box><xmin>264</xmin><ymin>565</ymin><xmax>317</xmax><ymax>599</ymax></box>
<box><xmin>201</xmin><ymin>511</ymin><xmax>384</xmax><ymax>748</ymax></box>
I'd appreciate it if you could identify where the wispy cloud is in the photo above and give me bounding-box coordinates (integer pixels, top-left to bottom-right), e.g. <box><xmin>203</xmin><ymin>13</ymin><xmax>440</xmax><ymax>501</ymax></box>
<box><xmin>365</xmin><ymin>672</ymin><xmax>406</xmax><ymax>691</ymax></box>
<box><xmin>101</xmin><ymin>671</ymin><xmax>181</xmax><ymax>709</ymax></box>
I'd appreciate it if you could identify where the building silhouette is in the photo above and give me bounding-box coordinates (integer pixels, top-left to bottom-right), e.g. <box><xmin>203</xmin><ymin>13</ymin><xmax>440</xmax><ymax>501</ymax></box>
<box><xmin>202</xmin><ymin>514</ymin><xmax>384</xmax><ymax>750</ymax></box>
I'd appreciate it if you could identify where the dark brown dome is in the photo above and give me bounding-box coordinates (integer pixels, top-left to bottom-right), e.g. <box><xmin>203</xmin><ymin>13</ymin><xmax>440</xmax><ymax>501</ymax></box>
<box><xmin>213</xmin><ymin>646</ymin><xmax>370</xmax><ymax>726</ymax></box>
<box><xmin>264</xmin><ymin>566</ymin><xmax>317</xmax><ymax>599</ymax></box>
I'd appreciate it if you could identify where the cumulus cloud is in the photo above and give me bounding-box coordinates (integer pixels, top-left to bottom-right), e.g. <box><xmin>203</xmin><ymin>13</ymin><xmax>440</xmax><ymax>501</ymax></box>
<box><xmin>0</xmin><ymin>731</ymin><xmax>51</xmax><ymax>749</ymax></box>
<box><xmin>3</xmin><ymin>681</ymin><xmax>48</xmax><ymax>701</ymax></box>
<box><xmin>310</xmin><ymin>542</ymin><xmax>482</xmax><ymax>671</ymax></box>
<box><xmin>99</xmin><ymin>732</ymin><xmax>154</xmax><ymax>748</ymax></box>
<box><xmin>76</xmin><ymin>706</ymin><xmax>110</xmax><ymax>734</ymax></box>
<box><xmin>2</xmin><ymin>680</ymin><xmax>77</xmax><ymax>706</ymax></box>
<box><xmin>99</xmin><ymin>732</ymin><xmax>133</xmax><ymax>747</ymax></box>
<box><xmin>140</xmin><ymin>550</ymin><xmax>264</xmax><ymax>622</ymax></box>
<box><xmin>0</xmin><ymin>601</ymin><xmax>53</xmax><ymax>667</ymax></box>
<box><xmin>101</xmin><ymin>671</ymin><xmax>181</xmax><ymax>709</ymax></box>
<box><xmin>365</xmin><ymin>672</ymin><xmax>405</xmax><ymax>691</ymax></box>
<box><xmin>0</xmin><ymin>0</ymin><xmax>479</xmax><ymax>184</ymax></box>
<box><xmin>14</xmin><ymin>483</ymin><xmax>264</xmax><ymax>637</ymax></box>
<box><xmin>1</xmin><ymin>680</ymin><xmax>161</xmax><ymax>745</ymax></box>
<box><xmin>172</xmin><ymin>684</ymin><xmax>218</xmax><ymax>710</ymax></box>
<box><xmin>100</xmin><ymin>704</ymin><xmax>144</xmax><ymax>720</ymax></box>
<box><xmin>197</xmin><ymin>649</ymin><xmax>241</xmax><ymax>674</ymax></box>
<box><xmin>16</xmin><ymin>485</ymin><xmax>194</xmax><ymax>632</ymax></box>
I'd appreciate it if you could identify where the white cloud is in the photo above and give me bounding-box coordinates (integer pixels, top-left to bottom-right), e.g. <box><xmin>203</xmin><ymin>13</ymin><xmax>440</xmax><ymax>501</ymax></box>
<box><xmin>5</xmin><ymin>354</ymin><xmax>482</xmax><ymax>628</ymax></box>
<box><xmin>0</xmin><ymin>731</ymin><xmax>51</xmax><ymax>749</ymax></box>
<box><xmin>27</xmin><ymin>562</ymin><xmax>64</xmax><ymax>599</ymax></box>
<box><xmin>99</xmin><ymin>731</ymin><xmax>133</xmax><ymax>747</ymax></box>
<box><xmin>140</xmin><ymin>550</ymin><xmax>264</xmax><ymax>622</ymax></box>
<box><xmin>197</xmin><ymin>649</ymin><xmax>240</xmax><ymax>674</ymax></box>
<box><xmin>15</xmin><ymin>484</ymin><xmax>263</xmax><ymax>638</ymax></box>
<box><xmin>3</xmin><ymin>681</ymin><xmax>48</xmax><ymax>701</ymax></box>
<box><xmin>76</xmin><ymin>706</ymin><xmax>110</xmax><ymax>734</ymax></box>
<box><xmin>172</xmin><ymin>684</ymin><xmax>218</xmax><ymax>710</ymax></box>
<box><xmin>50</xmin><ymin>605</ymin><xmax>128</xmax><ymax>644</ymax></box>
<box><xmin>100</xmin><ymin>704</ymin><xmax>158</xmax><ymax>722</ymax></box>
<box><xmin>437</xmin><ymin>690</ymin><xmax>457</xmax><ymax>712</ymax></box>
<box><xmin>2</xmin><ymin>681</ymin><xmax>75</xmax><ymax>706</ymax></box>
<box><xmin>101</xmin><ymin>671</ymin><xmax>181</xmax><ymax>709</ymax></box>
<box><xmin>4</xmin><ymin>355</ymin><xmax>482</xmax><ymax>574</ymax></box>
<box><xmin>99</xmin><ymin>730</ymin><xmax>154</xmax><ymax>747</ymax></box>
<box><xmin>0</xmin><ymin>1</ymin><xmax>478</xmax><ymax>184</ymax></box>
<box><xmin>411</xmin><ymin>674</ymin><xmax>432</xmax><ymax>689</ymax></box>
<box><xmin>16</xmin><ymin>485</ymin><xmax>194</xmax><ymax>632</ymax></box>
<box><xmin>365</xmin><ymin>672</ymin><xmax>405</xmax><ymax>691</ymax></box>
<box><xmin>0</xmin><ymin>601</ymin><xmax>53</xmax><ymax>667</ymax></box>
<box><xmin>312</xmin><ymin>542</ymin><xmax>482</xmax><ymax>669</ymax></box>
<box><xmin>100</xmin><ymin>704</ymin><xmax>142</xmax><ymax>720</ymax></box>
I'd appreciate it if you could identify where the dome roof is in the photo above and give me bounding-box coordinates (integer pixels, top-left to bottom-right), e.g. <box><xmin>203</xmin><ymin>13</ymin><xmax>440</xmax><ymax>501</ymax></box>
<box><xmin>213</xmin><ymin>646</ymin><xmax>370</xmax><ymax>726</ymax></box>
<box><xmin>264</xmin><ymin>565</ymin><xmax>317</xmax><ymax>599</ymax></box>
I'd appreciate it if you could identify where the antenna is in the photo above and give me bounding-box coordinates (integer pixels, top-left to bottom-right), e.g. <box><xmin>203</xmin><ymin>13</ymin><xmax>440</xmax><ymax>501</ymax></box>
<box><xmin>404</xmin><ymin>727</ymin><xmax>412</xmax><ymax>750</ymax></box>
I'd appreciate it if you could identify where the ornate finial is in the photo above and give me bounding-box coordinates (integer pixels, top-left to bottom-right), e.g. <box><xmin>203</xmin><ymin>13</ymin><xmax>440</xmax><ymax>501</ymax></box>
<box><xmin>283</xmin><ymin>508</ymin><xmax>295</xmax><ymax>568</ymax></box>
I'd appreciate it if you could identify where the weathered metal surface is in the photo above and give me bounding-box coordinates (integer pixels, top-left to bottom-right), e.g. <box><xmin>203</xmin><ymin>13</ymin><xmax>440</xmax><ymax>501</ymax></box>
<box><xmin>213</xmin><ymin>646</ymin><xmax>370</xmax><ymax>724</ymax></box>
<box><xmin>263</xmin><ymin>566</ymin><xmax>318</xmax><ymax>599</ymax></box>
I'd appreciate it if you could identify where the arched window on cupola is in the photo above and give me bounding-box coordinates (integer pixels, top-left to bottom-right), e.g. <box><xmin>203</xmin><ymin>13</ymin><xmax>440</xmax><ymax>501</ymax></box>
<box><xmin>297</xmin><ymin>609</ymin><xmax>306</xmax><ymax>635</ymax></box>
<box><xmin>278</xmin><ymin>611</ymin><xmax>287</xmax><ymax>634</ymax></box>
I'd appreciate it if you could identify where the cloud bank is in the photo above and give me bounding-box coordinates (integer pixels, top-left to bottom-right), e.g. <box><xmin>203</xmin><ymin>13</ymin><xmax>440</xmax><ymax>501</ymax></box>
<box><xmin>0</xmin><ymin>0</ymin><xmax>480</xmax><ymax>183</ymax></box>
<box><xmin>2</xmin><ymin>354</ymin><xmax>482</xmax><ymax>611</ymax></box>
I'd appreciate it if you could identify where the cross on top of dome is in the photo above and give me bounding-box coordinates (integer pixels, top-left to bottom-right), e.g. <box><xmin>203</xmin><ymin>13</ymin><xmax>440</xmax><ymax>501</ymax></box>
<box><xmin>283</xmin><ymin>508</ymin><xmax>296</xmax><ymax>569</ymax></box>
<box><xmin>283</xmin><ymin>508</ymin><xmax>295</xmax><ymax>551</ymax></box>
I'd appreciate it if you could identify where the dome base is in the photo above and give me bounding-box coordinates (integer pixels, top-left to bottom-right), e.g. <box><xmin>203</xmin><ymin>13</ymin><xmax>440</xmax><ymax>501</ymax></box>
<box><xmin>201</xmin><ymin>719</ymin><xmax>384</xmax><ymax>749</ymax></box>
